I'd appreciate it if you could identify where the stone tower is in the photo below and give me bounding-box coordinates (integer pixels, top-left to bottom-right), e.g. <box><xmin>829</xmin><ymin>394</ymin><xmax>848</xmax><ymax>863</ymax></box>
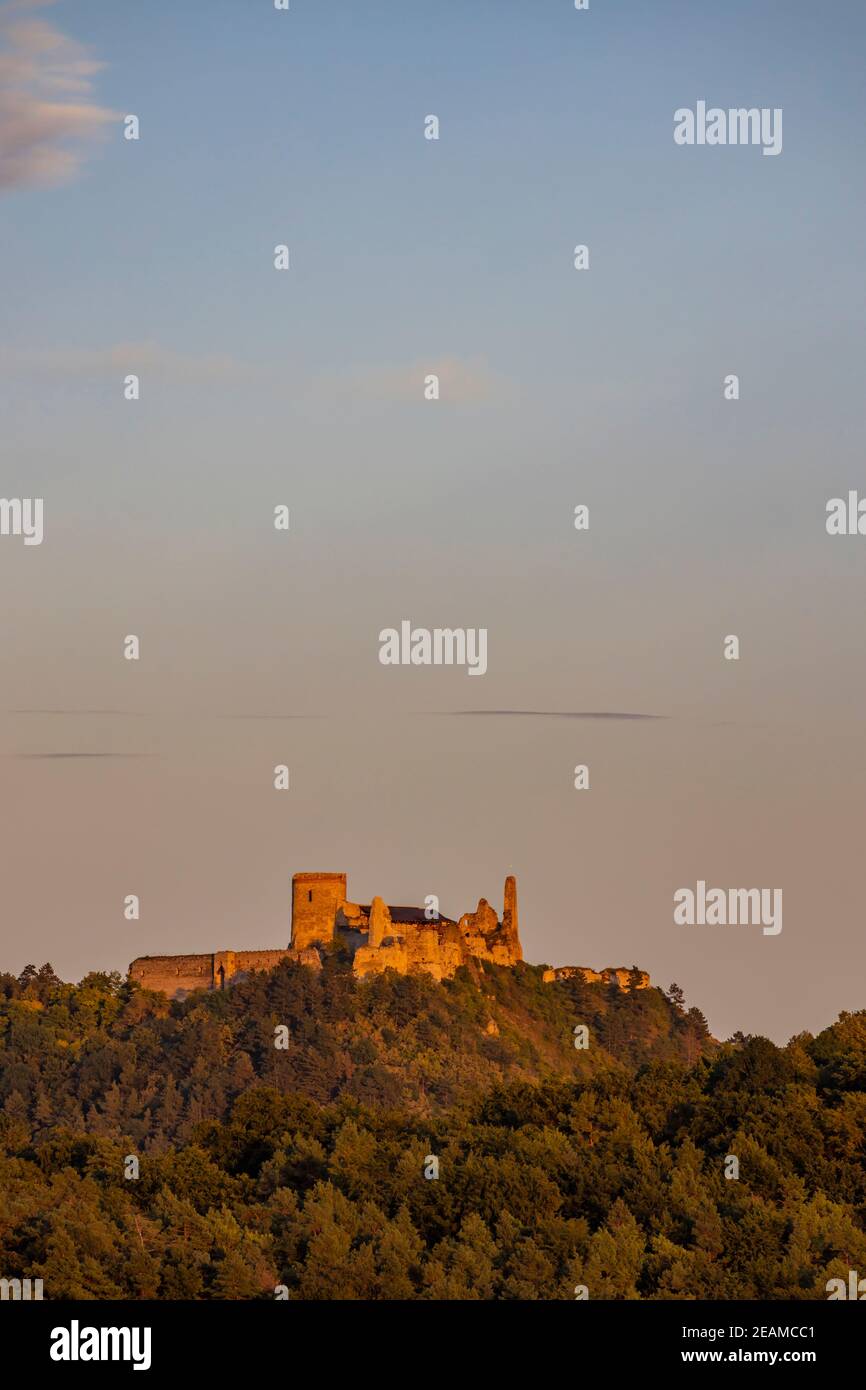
<box><xmin>503</xmin><ymin>874</ymin><xmax>517</xmax><ymax>934</ymax></box>
<box><xmin>502</xmin><ymin>875</ymin><xmax>521</xmax><ymax>958</ymax></box>
<box><xmin>291</xmin><ymin>872</ymin><xmax>347</xmax><ymax>950</ymax></box>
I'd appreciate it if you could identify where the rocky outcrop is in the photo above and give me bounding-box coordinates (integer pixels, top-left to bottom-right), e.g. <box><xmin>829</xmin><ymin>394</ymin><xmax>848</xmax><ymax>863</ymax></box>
<box><xmin>542</xmin><ymin>965</ymin><xmax>650</xmax><ymax>990</ymax></box>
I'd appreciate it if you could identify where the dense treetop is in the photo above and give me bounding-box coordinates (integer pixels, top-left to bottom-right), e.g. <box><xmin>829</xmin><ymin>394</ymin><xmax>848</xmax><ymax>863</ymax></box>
<box><xmin>1</xmin><ymin>956</ymin><xmax>863</xmax><ymax>1299</ymax></box>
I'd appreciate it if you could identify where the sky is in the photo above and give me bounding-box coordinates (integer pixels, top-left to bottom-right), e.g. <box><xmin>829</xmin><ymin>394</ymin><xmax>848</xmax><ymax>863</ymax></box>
<box><xmin>1</xmin><ymin>0</ymin><xmax>865</xmax><ymax>1043</ymax></box>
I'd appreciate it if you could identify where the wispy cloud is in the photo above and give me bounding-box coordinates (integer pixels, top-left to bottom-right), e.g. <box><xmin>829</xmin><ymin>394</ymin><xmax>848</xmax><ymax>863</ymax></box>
<box><xmin>318</xmin><ymin>355</ymin><xmax>505</xmax><ymax>405</ymax></box>
<box><xmin>7</xmin><ymin>707</ymin><xmax>666</xmax><ymax>726</ymax></box>
<box><xmin>0</xmin><ymin>343</ymin><xmax>497</xmax><ymax>395</ymax></box>
<box><xmin>9</xmin><ymin>752</ymin><xmax>153</xmax><ymax>759</ymax></box>
<box><xmin>0</xmin><ymin>0</ymin><xmax>116</xmax><ymax>193</ymax></box>
<box><xmin>215</xmin><ymin>713</ymin><xmax>324</xmax><ymax>721</ymax></box>
<box><xmin>9</xmin><ymin>707</ymin><xmax>149</xmax><ymax>715</ymax></box>
<box><xmin>439</xmin><ymin>710</ymin><xmax>668</xmax><ymax>720</ymax></box>
<box><xmin>7</xmin><ymin>708</ymin><xmax>320</xmax><ymax>720</ymax></box>
<box><xmin>0</xmin><ymin>340</ymin><xmax>257</xmax><ymax>382</ymax></box>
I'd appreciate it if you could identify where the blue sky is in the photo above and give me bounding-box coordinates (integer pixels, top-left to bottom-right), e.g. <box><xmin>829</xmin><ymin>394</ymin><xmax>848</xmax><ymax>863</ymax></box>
<box><xmin>4</xmin><ymin>0</ymin><xmax>865</xmax><ymax>550</ymax></box>
<box><xmin>2</xmin><ymin>0</ymin><xmax>866</xmax><ymax>1041</ymax></box>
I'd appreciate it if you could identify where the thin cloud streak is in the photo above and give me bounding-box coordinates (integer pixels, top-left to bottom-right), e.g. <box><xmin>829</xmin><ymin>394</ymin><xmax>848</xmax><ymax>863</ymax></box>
<box><xmin>438</xmin><ymin>710</ymin><xmax>669</xmax><ymax>721</ymax></box>
<box><xmin>214</xmin><ymin>713</ymin><xmax>325</xmax><ymax>721</ymax></box>
<box><xmin>9</xmin><ymin>708</ymin><xmax>149</xmax><ymax>716</ymax></box>
<box><xmin>9</xmin><ymin>752</ymin><xmax>154</xmax><ymax>759</ymax></box>
<box><xmin>0</xmin><ymin>341</ymin><xmax>257</xmax><ymax>382</ymax></box>
<box><xmin>7</xmin><ymin>709</ymin><xmax>321</xmax><ymax>719</ymax></box>
<box><xmin>311</xmin><ymin>355</ymin><xmax>506</xmax><ymax>405</ymax></box>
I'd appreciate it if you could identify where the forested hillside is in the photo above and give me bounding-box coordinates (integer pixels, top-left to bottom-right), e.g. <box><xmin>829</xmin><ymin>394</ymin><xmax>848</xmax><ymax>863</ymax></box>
<box><xmin>0</xmin><ymin>956</ymin><xmax>863</xmax><ymax>1299</ymax></box>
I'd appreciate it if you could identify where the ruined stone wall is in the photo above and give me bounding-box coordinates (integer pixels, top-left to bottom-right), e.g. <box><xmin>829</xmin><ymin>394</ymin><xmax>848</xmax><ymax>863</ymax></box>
<box><xmin>128</xmin><ymin>954</ymin><xmax>213</xmax><ymax>999</ymax></box>
<box><xmin>129</xmin><ymin>946</ymin><xmax>323</xmax><ymax>1000</ymax></box>
<box><xmin>404</xmin><ymin>920</ymin><xmax>465</xmax><ymax>981</ymax></box>
<box><xmin>229</xmin><ymin>948</ymin><xmax>321</xmax><ymax>978</ymax></box>
<box><xmin>231</xmin><ymin>950</ymin><xmax>293</xmax><ymax>975</ymax></box>
<box><xmin>352</xmin><ymin>879</ymin><xmax>522</xmax><ymax>981</ymax></box>
<box><xmin>352</xmin><ymin>936</ymin><xmax>409</xmax><ymax>978</ymax></box>
<box><xmin>352</xmin><ymin>919</ymin><xmax>466</xmax><ymax>982</ymax></box>
<box><xmin>456</xmin><ymin>882</ymin><xmax>523</xmax><ymax>969</ymax></box>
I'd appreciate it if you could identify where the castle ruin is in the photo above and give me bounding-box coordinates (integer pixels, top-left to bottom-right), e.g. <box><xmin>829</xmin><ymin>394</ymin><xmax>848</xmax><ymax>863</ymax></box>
<box><xmin>128</xmin><ymin>871</ymin><xmax>522</xmax><ymax>999</ymax></box>
<box><xmin>128</xmin><ymin>870</ymin><xmax>649</xmax><ymax>1000</ymax></box>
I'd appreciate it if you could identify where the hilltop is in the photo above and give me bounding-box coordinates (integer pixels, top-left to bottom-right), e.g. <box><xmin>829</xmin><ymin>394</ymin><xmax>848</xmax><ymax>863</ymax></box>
<box><xmin>1</xmin><ymin>953</ymin><xmax>706</xmax><ymax>1126</ymax></box>
<box><xmin>1</xmin><ymin>957</ymin><xmax>864</xmax><ymax>1299</ymax></box>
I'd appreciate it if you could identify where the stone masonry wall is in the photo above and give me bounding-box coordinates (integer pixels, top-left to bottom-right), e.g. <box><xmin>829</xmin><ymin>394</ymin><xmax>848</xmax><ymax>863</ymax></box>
<box><xmin>128</xmin><ymin>946</ymin><xmax>321</xmax><ymax>1000</ymax></box>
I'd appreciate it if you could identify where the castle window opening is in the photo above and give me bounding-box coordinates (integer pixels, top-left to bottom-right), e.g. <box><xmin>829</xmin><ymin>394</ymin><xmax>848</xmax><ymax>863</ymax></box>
<box><xmin>308</xmin><ymin>890</ymin><xmax>312</xmax><ymax>902</ymax></box>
